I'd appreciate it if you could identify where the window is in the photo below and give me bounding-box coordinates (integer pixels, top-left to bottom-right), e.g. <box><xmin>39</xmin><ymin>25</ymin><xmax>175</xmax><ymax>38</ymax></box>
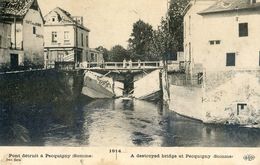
<box><xmin>85</xmin><ymin>52</ymin><xmax>88</xmax><ymax>61</ymax></box>
<box><xmin>52</xmin><ymin>17</ymin><xmax>56</xmax><ymax>22</ymax></box>
<box><xmin>197</xmin><ymin>72</ymin><xmax>203</xmax><ymax>85</ymax></box>
<box><xmin>91</xmin><ymin>53</ymin><xmax>95</xmax><ymax>62</ymax></box>
<box><xmin>81</xmin><ymin>33</ymin><xmax>84</xmax><ymax>47</ymax></box>
<box><xmin>252</xmin><ymin>0</ymin><xmax>256</xmax><ymax>3</ymax></box>
<box><xmin>64</xmin><ymin>31</ymin><xmax>69</xmax><ymax>40</ymax></box>
<box><xmin>57</xmin><ymin>52</ymin><xmax>64</xmax><ymax>62</ymax></box>
<box><xmin>237</xmin><ymin>103</ymin><xmax>247</xmax><ymax>115</ymax></box>
<box><xmin>239</xmin><ymin>23</ymin><xmax>248</xmax><ymax>37</ymax></box>
<box><xmin>52</xmin><ymin>32</ymin><xmax>57</xmax><ymax>43</ymax></box>
<box><xmin>33</xmin><ymin>26</ymin><xmax>36</xmax><ymax>34</ymax></box>
<box><xmin>86</xmin><ymin>35</ymin><xmax>89</xmax><ymax>47</ymax></box>
<box><xmin>171</xmin><ymin>53</ymin><xmax>177</xmax><ymax>61</ymax></box>
<box><xmin>209</xmin><ymin>41</ymin><xmax>214</xmax><ymax>45</ymax></box>
<box><xmin>184</xmin><ymin>21</ymin><xmax>186</xmax><ymax>38</ymax></box>
<box><xmin>0</xmin><ymin>35</ymin><xmax>2</xmax><ymax>48</ymax></box>
<box><xmin>226</xmin><ymin>53</ymin><xmax>236</xmax><ymax>66</ymax></box>
<box><xmin>64</xmin><ymin>31</ymin><xmax>69</xmax><ymax>43</ymax></box>
<box><xmin>209</xmin><ymin>40</ymin><xmax>221</xmax><ymax>45</ymax></box>
<box><xmin>189</xmin><ymin>15</ymin><xmax>191</xmax><ymax>35</ymax></box>
<box><xmin>215</xmin><ymin>40</ymin><xmax>221</xmax><ymax>44</ymax></box>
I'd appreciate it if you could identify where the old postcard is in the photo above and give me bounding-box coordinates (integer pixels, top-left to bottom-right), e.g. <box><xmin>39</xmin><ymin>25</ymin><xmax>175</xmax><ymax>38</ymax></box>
<box><xmin>0</xmin><ymin>0</ymin><xmax>259</xmax><ymax>164</ymax></box>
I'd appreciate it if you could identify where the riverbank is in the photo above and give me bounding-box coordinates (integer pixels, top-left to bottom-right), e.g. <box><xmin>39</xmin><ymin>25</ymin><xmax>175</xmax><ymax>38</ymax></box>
<box><xmin>0</xmin><ymin>69</ymin><xmax>85</xmax><ymax>145</ymax></box>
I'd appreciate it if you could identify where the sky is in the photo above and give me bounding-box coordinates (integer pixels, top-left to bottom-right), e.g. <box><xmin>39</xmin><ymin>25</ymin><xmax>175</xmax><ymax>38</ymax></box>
<box><xmin>38</xmin><ymin>0</ymin><xmax>168</xmax><ymax>49</ymax></box>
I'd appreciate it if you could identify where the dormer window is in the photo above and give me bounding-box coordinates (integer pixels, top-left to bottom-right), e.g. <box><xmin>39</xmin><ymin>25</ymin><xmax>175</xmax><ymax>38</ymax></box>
<box><xmin>221</xmin><ymin>2</ymin><xmax>231</xmax><ymax>8</ymax></box>
<box><xmin>52</xmin><ymin>17</ymin><xmax>56</xmax><ymax>22</ymax></box>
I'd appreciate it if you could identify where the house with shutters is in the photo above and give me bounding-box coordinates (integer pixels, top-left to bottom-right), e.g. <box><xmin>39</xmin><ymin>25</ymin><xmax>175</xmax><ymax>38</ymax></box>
<box><xmin>169</xmin><ymin>0</ymin><xmax>260</xmax><ymax>127</ymax></box>
<box><xmin>44</xmin><ymin>7</ymin><xmax>93</xmax><ymax>68</ymax></box>
<box><xmin>0</xmin><ymin>0</ymin><xmax>44</xmax><ymax>70</ymax></box>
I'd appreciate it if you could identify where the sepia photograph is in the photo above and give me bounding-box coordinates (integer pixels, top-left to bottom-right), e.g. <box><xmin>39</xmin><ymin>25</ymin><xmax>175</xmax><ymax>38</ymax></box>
<box><xmin>0</xmin><ymin>0</ymin><xmax>260</xmax><ymax>164</ymax></box>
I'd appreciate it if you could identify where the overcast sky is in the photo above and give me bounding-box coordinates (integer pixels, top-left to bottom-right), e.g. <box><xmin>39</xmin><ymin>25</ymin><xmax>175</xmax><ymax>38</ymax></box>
<box><xmin>38</xmin><ymin>0</ymin><xmax>168</xmax><ymax>49</ymax></box>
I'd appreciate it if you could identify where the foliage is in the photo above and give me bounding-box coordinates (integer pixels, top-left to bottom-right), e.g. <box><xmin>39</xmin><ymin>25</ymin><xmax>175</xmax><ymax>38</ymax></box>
<box><xmin>149</xmin><ymin>0</ymin><xmax>189</xmax><ymax>61</ymax></box>
<box><xmin>149</xmin><ymin>23</ymin><xmax>171</xmax><ymax>61</ymax></box>
<box><xmin>108</xmin><ymin>45</ymin><xmax>130</xmax><ymax>62</ymax></box>
<box><xmin>128</xmin><ymin>20</ymin><xmax>154</xmax><ymax>61</ymax></box>
<box><xmin>167</xmin><ymin>0</ymin><xmax>190</xmax><ymax>52</ymax></box>
<box><xmin>101</xmin><ymin>0</ymin><xmax>190</xmax><ymax>62</ymax></box>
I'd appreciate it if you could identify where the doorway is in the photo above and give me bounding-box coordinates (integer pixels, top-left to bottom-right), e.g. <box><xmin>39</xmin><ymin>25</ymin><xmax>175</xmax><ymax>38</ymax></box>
<box><xmin>10</xmin><ymin>54</ymin><xmax>19</xmax><ymax>69</ymax></box>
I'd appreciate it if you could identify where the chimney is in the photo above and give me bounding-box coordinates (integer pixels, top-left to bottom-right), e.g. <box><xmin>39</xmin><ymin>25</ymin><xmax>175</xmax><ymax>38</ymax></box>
<box><xmin>72</xmin><ymin>16</ymin><xmax>84</xmax><ymax>25</ymax></box>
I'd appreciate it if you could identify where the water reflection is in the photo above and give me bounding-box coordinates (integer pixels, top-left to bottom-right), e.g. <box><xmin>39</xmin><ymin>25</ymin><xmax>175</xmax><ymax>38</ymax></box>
<box><xmin>162</xmin><ymin>112</ymin><xmax>260</xmax><ymax>147</ymax></box>
<box><xmin>83</xmin><ymin>99</ymin><xmax>164</xmax><ymax>146</ymax></box>
<box><xmin>0</xmin><ymin>98</ymin><xmax>260</xmax><ymax>147</ymax></box>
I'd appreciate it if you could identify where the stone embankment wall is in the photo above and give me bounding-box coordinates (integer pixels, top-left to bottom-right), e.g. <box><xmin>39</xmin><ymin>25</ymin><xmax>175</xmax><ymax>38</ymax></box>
<box><xmin>204</xmin><ymin>70</ymin><xmax>260</xmax><ymax>126</ymax></box>
<box><xmin>0</xmin><ymin>69</ymin><xmax>83</xmax><ymax>105</ymax></box>
<box><xmin>0</xmin><ymin>69</ymin><xmax>84</xmax><ymax>145</ymax></box>
<box><xmin>169</xmin><ymin>70</ymin><xmax>260</xmax><ymax>127</ymax></box>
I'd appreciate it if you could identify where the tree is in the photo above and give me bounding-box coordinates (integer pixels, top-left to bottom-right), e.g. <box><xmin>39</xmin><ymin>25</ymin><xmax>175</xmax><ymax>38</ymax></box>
<box><xmin>167</xmin><ymin>0</ymin><xmax>190</xmax><ymax>52</ymax></box>
<box><xmin>128</xmin><ymin>20</ymin><xmax>154</xmax><ymax>61</ymax></box>
<box><xmin>108</xmin><ymin>45</ymin><xmax>130</xmax><ymax>62</ymax></box>
<box><xmin>149</xmin><ymin>0</ymin><xmax>189</xmax><ymax>61</ymax></box>
<box><xmin>149</xmin><ymin>24</ymin><xmax>170</xmax><ymax>61</ymax></box>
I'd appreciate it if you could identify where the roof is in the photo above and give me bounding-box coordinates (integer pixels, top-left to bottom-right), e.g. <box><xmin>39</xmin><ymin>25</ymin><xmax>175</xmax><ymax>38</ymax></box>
<box><xmin>182</xmin><ymin>0</ymin><xmax>218</xmax><ymax>16</ymax></box>
<box><xmin>90</xmin><ymin>48</ymin><xmax>102</xmax><ymax>53</ymax></box>
<box><xmin>199</xmin><ymin>0</ymin><xmax>260</xmax><ymax>14</ymax></box>
<box><xmin>0</xmin><ymin>0</ymin><xmax>35</xmax><ymax>17</ymax></box>
<box><xmin>182</xmin><ymin>1</ymin><xmax>193</xmax><ymax>16</ymax></box>
<box><xmin>44</xmin><ymin>7</ymin><xmax>90</xmax><ymax>32</ymax></box>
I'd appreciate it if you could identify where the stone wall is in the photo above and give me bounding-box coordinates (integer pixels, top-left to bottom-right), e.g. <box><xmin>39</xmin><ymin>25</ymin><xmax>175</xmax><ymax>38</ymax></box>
<box><xmin>0</xmin><ymin>69</ymin><xmax>84</xmax><ymax>145</ymax></box>
<box><xmin>203</xmin><ymin>70</ymin><xmax>260</xmax><ymax>126</ymax></box>
<box><xmin>0</xmin><ymin>69</ymin><xmax>84</xmax><ymax>105</ymax></box>
<box><xmin>169</xmin><ymin>70</ymin><xmax>260</xmax><ymax>127</ymax></box>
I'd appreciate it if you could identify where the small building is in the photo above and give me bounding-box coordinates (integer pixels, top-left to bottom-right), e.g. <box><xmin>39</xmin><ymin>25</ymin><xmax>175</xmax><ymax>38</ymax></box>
<box><xmin>0</xmin><ymin>0</ymin><xmax>44</xmax><ymax>69</ymax></box>
<box><xmin>44</xmin><ymin>7</ymin><xmax>90</xmax><ymax>68</ymax></box>
<box><xmin>89</xmin><ymin>48</ymin><xmax>104</xmax><ymax>64</ymax></box>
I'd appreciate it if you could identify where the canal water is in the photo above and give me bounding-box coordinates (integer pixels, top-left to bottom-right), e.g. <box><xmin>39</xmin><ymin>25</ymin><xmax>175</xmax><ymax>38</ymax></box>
<box><xmin>0</xmin><ymin>97</ymin><xmax>260</xmax><ymax>147</ymax></box>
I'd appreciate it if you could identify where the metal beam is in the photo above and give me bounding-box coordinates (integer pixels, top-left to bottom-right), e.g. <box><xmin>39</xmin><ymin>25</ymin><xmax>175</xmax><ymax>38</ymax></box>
<box><xmin>102</xmin><ymin>71</ymin><xmax>111</xmax><ymax>77</ymax></box>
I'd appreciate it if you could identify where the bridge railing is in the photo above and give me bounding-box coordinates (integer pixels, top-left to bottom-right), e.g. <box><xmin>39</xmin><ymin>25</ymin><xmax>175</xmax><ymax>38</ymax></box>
<box><xmin>105</xmin><ymin>62</ymin><xmax>124</xmax><ymax>68</ymax></box>
<box><xmin>79</xmin><ymin>61</ymin><xmax>162</xmax><ymax>69</ymax></box>
<box><xmin>78</xmin><ymin>60</ymin><xmax>185</xmax><ymax>72</ymax></box>
<box><xmin>79</xmin><ymin>61</ymin><xmax>163</xmax><ymax>69</ymax></box>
